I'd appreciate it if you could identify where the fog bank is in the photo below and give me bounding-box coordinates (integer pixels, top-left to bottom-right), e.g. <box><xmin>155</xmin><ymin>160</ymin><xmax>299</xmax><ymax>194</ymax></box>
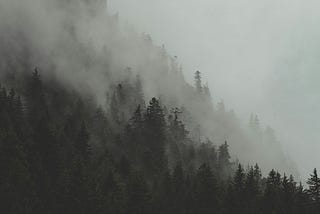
<box><xmin>109</xmin><ymin>0</ymin><xmax>320</xmax><ymax>179</ymax></box>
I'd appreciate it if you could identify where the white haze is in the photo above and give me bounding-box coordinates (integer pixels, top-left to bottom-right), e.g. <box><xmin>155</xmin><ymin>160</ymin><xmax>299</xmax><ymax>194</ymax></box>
<box><xmin>109</xmin><ymin>0</ymin><xmax>320</xmax><ymax>179</ymax></box>
<box><xmin>0</xmin><ymin>0</ymin><xmax>316</xmax><ymax>180</ymax></box>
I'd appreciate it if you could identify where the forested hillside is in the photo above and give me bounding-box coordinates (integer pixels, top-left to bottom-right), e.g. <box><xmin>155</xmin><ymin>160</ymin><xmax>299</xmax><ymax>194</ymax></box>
<box><xmin>0</xmin><ymin>0</ymin><xmax>319</xmax><ymax>213</ymax></box>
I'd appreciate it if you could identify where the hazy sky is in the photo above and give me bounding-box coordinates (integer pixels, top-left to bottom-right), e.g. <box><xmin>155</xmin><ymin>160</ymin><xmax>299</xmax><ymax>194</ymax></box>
<box><xmin>108</xmin><ymin>0</ymin><xmax>320</xmax><ymax>179</ymax></box>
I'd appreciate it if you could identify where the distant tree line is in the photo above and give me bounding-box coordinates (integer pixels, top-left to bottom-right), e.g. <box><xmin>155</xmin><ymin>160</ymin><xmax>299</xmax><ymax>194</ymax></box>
<box><xmin>0</xmin><ymin>70</ymin><xmax>319</xmax><ymax>213</ymax></box>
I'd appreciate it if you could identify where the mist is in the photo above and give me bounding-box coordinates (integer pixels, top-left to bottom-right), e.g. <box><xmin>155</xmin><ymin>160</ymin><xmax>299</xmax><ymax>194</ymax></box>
<box><xmin>2</xmin><ymin>0</ymin><xmax>320</xmax><ymax>212</ymax></box>
<box><xmin>0</xmin><ymin>0</ymin><xmax>315</xmax><ymax>179</ymax></box>
<box><xmin>109</xmin><ymin>0</ymin><xmax>320</xmax><ymax>179</ymax></box>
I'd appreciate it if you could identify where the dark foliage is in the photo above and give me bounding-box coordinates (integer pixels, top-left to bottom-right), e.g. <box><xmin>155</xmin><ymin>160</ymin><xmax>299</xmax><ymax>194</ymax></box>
<box><xmin>0</xmin><ymin>70</ymin><xmax>318</xmax><ymax>214</ymax></box>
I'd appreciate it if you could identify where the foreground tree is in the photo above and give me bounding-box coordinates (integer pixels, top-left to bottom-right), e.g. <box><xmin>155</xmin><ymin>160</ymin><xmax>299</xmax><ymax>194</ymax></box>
<box><xmin>144</xmin><ymin>97</ymin><xmax>167</xmax><ymax>175</ymax></box>
<box><xmin>195</xmin><ymin>163</ymin><xmax>218</xmax><ymax>214</ymax></box>
<box><xmin>0</xmin><ymin>71</ymin><xmax>317</xmax><ymax>214</ymax></box>
<box><xmin>307</xmin><ymin>168</ymin><xmax>320</xmax><ymax>209</ymax></box>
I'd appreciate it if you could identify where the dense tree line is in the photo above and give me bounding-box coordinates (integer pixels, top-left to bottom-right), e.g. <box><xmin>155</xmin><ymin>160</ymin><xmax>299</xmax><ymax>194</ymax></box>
<box><xmin>0</xmin><ymin>70</ymin><xmax>319</xmax><ymax>213</ymax></box>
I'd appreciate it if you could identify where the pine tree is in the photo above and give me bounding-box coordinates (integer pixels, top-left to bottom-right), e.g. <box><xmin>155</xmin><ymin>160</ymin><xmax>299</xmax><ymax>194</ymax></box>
<box><xmin>244</xmin><ymin>166</ymin><xmax>260</xmax><ymax>213</ymax></box>
<box><xmin>218</xmin><ymin>141</ymin><xmax>231</xmax><ymax>179</ymax></box>
<box><xmin>27</xmin><ymin>68</ymin><xmax>49</xmax><ymax>126</ymax></box>
<box><xmin>128</xmin><ymin>105</ymin><xmax>143</xmax><ymax>136</ymax></box>
<box><xmin>296</xmin><ymin>182</ymin><xmax>308</xmax><ymax>213</ymax></box>
<box><xmin>195</xmin><ymin>163</ymin><xmax>218</xmax><ymax>214</ymax></box>
<box><xmin>263</xmin><ymin>169</ymin><xmax>282</xmax><ymax>213</ymax></box>
<box><xmin>281</xmin><ymin>174</ymin><xmax>296</xmax><ymax>213</ymax></box>
<box><xmin>233</xmin><ymin>164</ymin><xmax>245</xmax><ymax>211</ymax></box>
<box><xmin>144</xmin><ymin>97</ymin><xmax>167</xmax><ymax>175</ymax></box>
<box><xmin>245</xmin><ymin>166</ymin><xmax>259</xmax><ymax>198</ymax></box>
<box><xmin>307</xmin><ymin>168</ymin><xmax>320</xmax><ymax>203</ymax></box>
<box><xmin>253</xmin><ymin>163</ymin><xmax>262</xmax><ymax>183</ymax></box>
<box><xmin>25</xmin><ymin>69</ymin><xmax>60</xmax><ymax>211</ymax></box>
<box><xmin>203</xmin><ymin>83</ymin><xmax>211</xmax><ymax>97</ymax></box>
<box><xmin>125</xmin><ymin>105</ymin><xmax>144</xmax><ymax>165</ymax></box>
<box><xmin>134</xmin><ymin>74</ymin><xmax>145</xmax><ymax>108</ymax></box>
<box><xmin>167</xmin><ymin>107</ymin><xmax>189</xmax><ymax>165</ymax></box>
<box><xmin>194</xmin><ymin>71</ymin><xmax>202</xmax><ymax>93</ymax></box>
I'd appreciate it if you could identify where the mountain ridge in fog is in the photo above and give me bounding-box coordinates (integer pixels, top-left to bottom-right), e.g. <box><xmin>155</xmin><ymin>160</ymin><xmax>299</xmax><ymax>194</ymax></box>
<box><xmin>3</xmin><ymin>1</ymin><xmax>320</xmax><ymax>213</ymax></box>
<box><xmin>0</xmin><ymin>0</ymin><xmax>297</xmax><ymax>177</ymax></box>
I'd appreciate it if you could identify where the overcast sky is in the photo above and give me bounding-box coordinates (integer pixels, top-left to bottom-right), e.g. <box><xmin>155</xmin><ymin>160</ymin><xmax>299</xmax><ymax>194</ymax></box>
<box><xmin>108</xmin><ymin>0</ymin><xmax>320</xmax><ymax>179</ymax></box>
